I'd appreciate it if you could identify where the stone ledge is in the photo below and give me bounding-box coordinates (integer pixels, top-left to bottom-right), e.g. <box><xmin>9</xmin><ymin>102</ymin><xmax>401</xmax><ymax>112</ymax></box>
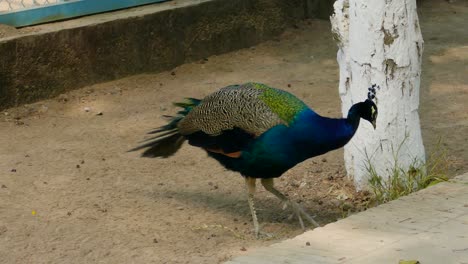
<box><xmin>0</xmin><ymin>0</ymin><xmax>332</xmax><ymax>110</ymax></box>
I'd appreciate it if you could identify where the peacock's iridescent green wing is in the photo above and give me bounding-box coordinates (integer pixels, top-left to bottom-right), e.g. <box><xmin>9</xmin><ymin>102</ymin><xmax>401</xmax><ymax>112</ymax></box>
<box><xmin>252</xmin><ymin>83</ymin><xmax>308</xmax><ymax>124</ymax></box>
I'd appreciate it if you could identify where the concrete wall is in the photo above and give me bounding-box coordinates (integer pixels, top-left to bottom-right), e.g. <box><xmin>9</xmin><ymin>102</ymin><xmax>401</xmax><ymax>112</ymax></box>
<box><xmin>0</xmin><ymin>0</ymin><xmax>334</xmax><ymax>110</ymax></box>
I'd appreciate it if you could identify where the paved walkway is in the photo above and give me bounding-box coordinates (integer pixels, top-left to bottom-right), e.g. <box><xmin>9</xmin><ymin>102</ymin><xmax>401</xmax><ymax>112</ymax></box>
<box><xmin>227</xmin><ymin>173</ymin><xmax>468</xmax><ymax>264</ymax></box>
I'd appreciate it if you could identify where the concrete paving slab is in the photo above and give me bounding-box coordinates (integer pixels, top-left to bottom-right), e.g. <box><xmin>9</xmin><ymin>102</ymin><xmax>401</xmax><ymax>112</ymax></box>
<box><xmin>226</xmin><ymin>172</ymin><xmax>468</xmax><ymax>264</ymax></box>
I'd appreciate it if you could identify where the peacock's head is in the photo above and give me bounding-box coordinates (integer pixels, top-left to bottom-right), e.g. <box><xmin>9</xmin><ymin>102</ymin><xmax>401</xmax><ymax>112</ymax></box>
<box><xmin>347</xmin><ymin>84</ymin><xmax>379</xmax><ymax>129</ymax></box>
<box><xmin>360</xmin><ymin>99</ymin><xmax>378</xmax><ymax>129</ymax></box>
<box><xmin>361</xmin><ymin>84</ymin><xmax>379</xmax><ymax>129</ymax></box>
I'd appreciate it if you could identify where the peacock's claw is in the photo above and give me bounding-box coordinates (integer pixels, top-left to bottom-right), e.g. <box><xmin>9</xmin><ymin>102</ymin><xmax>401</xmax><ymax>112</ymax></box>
<box><xmin>253</xmin><ymin>229</ymin><xmax>274</xmax><ymax>239</ymax></box>
<box><xmin>287</xmin><ymin>201</ymin><xmax>318</xmax><ymax>229</ymax></box>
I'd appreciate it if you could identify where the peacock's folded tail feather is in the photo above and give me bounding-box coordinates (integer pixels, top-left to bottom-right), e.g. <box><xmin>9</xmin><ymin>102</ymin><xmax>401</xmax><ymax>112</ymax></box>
<box><xmin>128</xmin><ymin>97</ymin><xmax>201</xmax><ymax>157</ymax></box>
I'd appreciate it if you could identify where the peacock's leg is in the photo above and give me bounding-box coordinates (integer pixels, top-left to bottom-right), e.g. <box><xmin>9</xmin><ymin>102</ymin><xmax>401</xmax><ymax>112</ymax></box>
<box><xmin>261</xmin><ymin>178</ymin><xmax>320</xmax><ymax>229</ymax></box>
<box><xmin>244</xmin><ymin>176</ymin><xmax>260</xmax><ymax>238</ymax></box>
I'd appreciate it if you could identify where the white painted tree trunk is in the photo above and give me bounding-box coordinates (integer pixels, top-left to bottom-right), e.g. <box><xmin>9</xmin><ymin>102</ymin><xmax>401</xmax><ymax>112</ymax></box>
<box><xmin>330</xmin><ymin>0</ymin><xmax>425</xmax><ymax>189</ymax></box>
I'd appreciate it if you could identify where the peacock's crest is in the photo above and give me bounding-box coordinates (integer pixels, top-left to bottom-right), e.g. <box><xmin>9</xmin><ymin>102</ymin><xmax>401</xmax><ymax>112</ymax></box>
<box><xmin>367</xmin><ymin>84</ymin><xmax>380</xmax><ymax>102</ymax></box>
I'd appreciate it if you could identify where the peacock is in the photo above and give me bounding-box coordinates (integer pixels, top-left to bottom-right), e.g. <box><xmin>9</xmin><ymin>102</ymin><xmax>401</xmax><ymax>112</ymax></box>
<box><xmin>130</xmin><ymin>82</ymin><xmax>378</xmax><ymax>238</ymax></box>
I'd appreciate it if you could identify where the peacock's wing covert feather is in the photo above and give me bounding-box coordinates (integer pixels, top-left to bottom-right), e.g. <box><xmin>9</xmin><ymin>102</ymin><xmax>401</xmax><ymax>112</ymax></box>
<box><xmin>177</xmin><ymin>83</ymin><xmax>308</xmax><ymax>137</ymax></box>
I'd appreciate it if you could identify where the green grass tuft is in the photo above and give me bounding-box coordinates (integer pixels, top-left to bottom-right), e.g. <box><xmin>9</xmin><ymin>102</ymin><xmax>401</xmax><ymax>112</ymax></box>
<box><xmin>366</xmin><ymin>137</ymin><xmax>449</xmax><ymax>204</ymax></box>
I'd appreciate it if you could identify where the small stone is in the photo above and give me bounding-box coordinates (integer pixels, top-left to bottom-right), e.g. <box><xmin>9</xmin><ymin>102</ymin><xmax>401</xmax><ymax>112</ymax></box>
<box><xmin>11</xmin><ymin>169</ymin><xmax>16</xmax><ymax>172</ymax></box>
<box><xmin>86</xmin><ymin>178</ymin><xmax>90</xmax><ymax>180</ymax></box>
<box><xmin>38</xmin><ymin>105</ymin><xmax>48</xmax><ymax>113</ymax></box>
<box><xmin>0</xmin><ymin>226</ymin><xmax>7</xmax><ymax>235</ymax></box>
<box><xmin>337</xmin><ymin>193</ymin><xmax>349</xmax><ymax>201</ymax></box>
<box><xmin>287</xmin><ymin>84</ymin><xmax>291</xmax><ymax>87</ymax></box>
<box><xmin>321</xmin><ymin>158</ymin><xmax>327</xmax><ymax>162</ymax></box>
<box><xmin>67</xmin><ymin>212</ymin><xmax>72</xmax><ymax>216</ymax></box>
<box><xmin>399</xmin><ymin>261</ymin><xmax>420</xmax><ymax>264</ymax></box>
<box><xmin>80</xmin><ymin>160</ymin><xmax>85</xmax><ymax>164</ymax></box>
<box><xmin>176</xmin><ymin>207</ymin><xmax>184</xmax><ymax>210</ymax></box>
<box><xmin>1</xmin><ymin>184</ymin><xmax>7</xmax><ymax>188</ymax></box>
<box><xmin>58</xmin><ymin>94</ymin><xmax>68</xmax><ymax>102</ymax></box>
<box><xmin>306</xmin><ymin>242</ymin><xmax>311</xmax><ymax>246</ymax></box>
<box><xmin>153</xmin><ymin>238</ymin><xmax>158</xmax><ymax>243</ymax></box>
<box><xmin>96</xmin><ymin>112</ymin><xmax>103</xmax><ymax>116</ymax></box>
<box><xmin>171</xmin><ymin>71</ymin><xmax>176</xmax><ymax>76</ymax></box>
<box><xmin>240</xmin><ymin>247</ymin><xmax>247</xmax><ymax>251</ymax></box>
<box><xmin>84</xmin><ymin>107</ymin><xmax>91</xmax><ymax>112</ymax></box>
<box><xmin>76</xmin><ymin>164</ymin><xmax>80</xmax><ymax>168</ymax></box>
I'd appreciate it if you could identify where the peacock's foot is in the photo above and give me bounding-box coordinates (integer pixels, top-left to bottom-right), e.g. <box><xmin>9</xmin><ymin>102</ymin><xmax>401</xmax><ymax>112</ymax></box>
<box><xmin>260</xmin><ymin>178</ymin><xmax>320</xmax><ymax>232</ymax></box>
<box><xmin>284</xmin><ymin>201</ymin><xmax>320</xmax><ymax>229</ymax></box>
<box><xmin>252</xmin><ymin>225</ymin><xmax>274</xmax><ymax>239</ymax></box>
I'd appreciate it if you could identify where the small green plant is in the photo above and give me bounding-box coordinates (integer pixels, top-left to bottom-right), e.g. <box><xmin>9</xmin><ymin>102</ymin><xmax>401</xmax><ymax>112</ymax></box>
<box><xmin>366</xmin><ymin>136</ymin><xmax>449</xmax><ymax>204</ymax></box>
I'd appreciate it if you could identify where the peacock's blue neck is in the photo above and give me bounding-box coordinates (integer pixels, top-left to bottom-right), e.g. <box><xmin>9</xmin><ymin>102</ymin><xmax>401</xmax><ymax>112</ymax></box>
<box><xmin>286</xmin><ymin>109</ymin><xmax>358</xmax><ymax>160</ymax></box>
<box><xmin>346</xmin><ymin>103</ymin><xmax>363</xmax><ymax>130</ymax></box>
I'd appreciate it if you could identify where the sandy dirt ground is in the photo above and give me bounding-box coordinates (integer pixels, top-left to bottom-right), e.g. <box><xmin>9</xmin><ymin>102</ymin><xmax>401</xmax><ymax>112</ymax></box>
<box><xmin>0</xmin><ymin>1</ymin><xmax>467</xmax><ymax>263</ymax></box>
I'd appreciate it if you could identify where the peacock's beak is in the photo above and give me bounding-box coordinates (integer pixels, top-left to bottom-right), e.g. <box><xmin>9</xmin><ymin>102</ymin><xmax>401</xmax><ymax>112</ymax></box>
<box><xmin>371</xmin><ymin>120</ymin><xmax>377</xmax><ymax>129</ymax></box>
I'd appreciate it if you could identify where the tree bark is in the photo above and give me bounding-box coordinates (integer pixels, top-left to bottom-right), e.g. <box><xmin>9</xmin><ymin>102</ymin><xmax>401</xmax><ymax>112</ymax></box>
<box><xmin>330</xmin><ymin>0</ymin><xmax>425</xmax><ymax>189</ymax></box>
